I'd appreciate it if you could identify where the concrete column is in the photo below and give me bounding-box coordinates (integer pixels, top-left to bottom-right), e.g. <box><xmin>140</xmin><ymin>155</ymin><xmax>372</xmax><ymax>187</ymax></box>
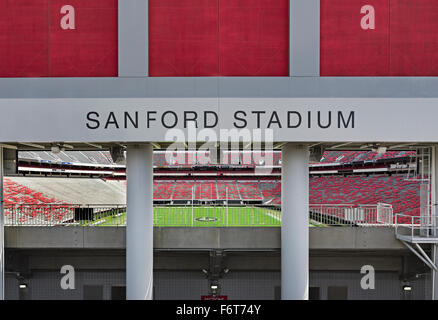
<box><xmin>281</xmin><ymin>143</ymin><xmax>309</xmax><ymax>300</ymax></box>
<box><xmin>126</xmin><ymin>144</ymin><xmax>153</xmax><ymax>300</ymax></box>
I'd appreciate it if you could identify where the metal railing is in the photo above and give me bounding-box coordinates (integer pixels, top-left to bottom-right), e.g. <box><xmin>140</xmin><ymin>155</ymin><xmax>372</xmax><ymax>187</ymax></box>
<box><xmin>395</xmin><ymin>214</ymin><xmax>438</xmax><ymax>241</ymax></box>
<box><xmin>3</xmin><ymin>204</ymin><xmax>281</xmax><ymax>227</ymax></box>
<box><xmin>3</xmin><ymin>204</ymin><xmax>125</xmax><ymax>226</ymax></box>
<box><xmin>3</xmin><ymin>203</ymin><xmax>398</xmax><ymax>227</ymax></box>
<box><xmin>309</xmin><ymin>203</ymin><xmax>394</xmax><ymax>226</ymax></box>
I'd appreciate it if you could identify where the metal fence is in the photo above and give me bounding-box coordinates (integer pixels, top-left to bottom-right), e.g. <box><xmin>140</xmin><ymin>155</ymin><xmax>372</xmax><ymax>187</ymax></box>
<box><xmin>3</xmin><ymin>204</ymin><xmax>125</xmax><ymax>226</ymax></box>
<box><xmin>309</xmin><ymin>203</ymin><xmax>394</xmax><ymax>226</ymax></box>
<box><xmin>3</xmin><ymin>204</ymin><xmax>282</xmax><ymax>227</ymax></box>
<box><xmin>395</xmin><ymin>213</ymin><xmax>438</xmax><ymax>240</ymax></box>
<box><xmin>2</xmin><ymin>203</ymin><xmax>399</xmax><ymax>227</ymax></box>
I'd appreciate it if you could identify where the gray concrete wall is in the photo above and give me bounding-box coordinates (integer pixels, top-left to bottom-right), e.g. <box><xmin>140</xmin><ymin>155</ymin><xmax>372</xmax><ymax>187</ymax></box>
<box><xmin>4</xmin><ymin>249</ymin><xmax>430</xmax><ymax>300</ymax></box>
<box><xmin>4</xmin><ymin>226</ymin><xmax>407</xmax><ymax>251</ymax></box>
<box><xmin>2</xmin><ymin>77</ymin><xmax>438</xmax><ymax>98</ymax></box>
<box><xmin>6</xmin><ymin>268</ymin><xmax>429</xmax><ymax>300</ymax></box>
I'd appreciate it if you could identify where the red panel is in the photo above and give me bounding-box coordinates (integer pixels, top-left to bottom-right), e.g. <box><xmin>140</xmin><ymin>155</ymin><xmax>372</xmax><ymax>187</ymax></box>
<box><xmin>149</xmin><ymin>0</ymin><xmax>289</xmax><ymax>77</ymax></box>
<box><xmin>0</xmin><ymin>0</ymin><xmax>117</xmax><ymax>77</ymax></box>
<box><xmin>49</xmin><ymin>0</ymin><xmax>118</xmax><ymax>77</ymax></box>
<box><xmin>320</xmin><ymin>0</ymin><xmax>390</xmax><ymax>76</ymax></box>
<box><xmin>0</xmin><ymin>0</ymin><xmax>49</xmax><ymax>77</ymax></box>
<box><xmin>390</xmin><ymin>0</ymin><xmax>438</xmax><ymax>76</ymax></box>
<box><xmin>219</xmin><ymin>0</ymin><xmax>289</xmax><ymax>76</ymax></box>
<box><xmin>149</xmin><ymin>0</ymin><xmax>219</xmax><ymax>76</ymax></box>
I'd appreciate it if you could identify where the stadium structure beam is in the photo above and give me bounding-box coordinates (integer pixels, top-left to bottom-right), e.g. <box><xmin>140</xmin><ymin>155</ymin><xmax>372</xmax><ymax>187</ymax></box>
<box><xmin>289</xmin><ymin>0</ymin><xmax>319</xmax><ymax>76</ymax></box>
<box><xmin>126</xmin><ymin>143</ymin><xmax>153</xmax><ymax>300</ymax></box>
<box><xmin>281</xmin><ymin>143</ymin><xmax>309</xmax><ymax>300</ymax></box>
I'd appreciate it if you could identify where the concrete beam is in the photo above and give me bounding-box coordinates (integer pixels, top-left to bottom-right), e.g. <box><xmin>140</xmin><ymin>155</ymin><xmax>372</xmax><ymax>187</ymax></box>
<box><xmin>5</xmin><ymin>227</ymin><xmax>407</xmax><ymax>251</ymax></box>
<box><xmin>290</xmin><ymin>0</ymin><xmax>320</xmax><ymax>76</ymax></box>
<box><xmin>6</xmin><ymin>249</ymin><xmax>415</xmax><ymax>273</ymax></box>
<box><xmin>309</xmin><ymin>227</ymin><xmax>407</xmax><ymax>250</ymax></box>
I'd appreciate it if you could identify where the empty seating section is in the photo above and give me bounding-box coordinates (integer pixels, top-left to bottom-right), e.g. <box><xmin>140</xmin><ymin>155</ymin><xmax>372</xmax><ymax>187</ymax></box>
<box><xmin>246</xmin><ymin>151</ymin><xmax>280</xmax><ymax>166</ymax></box>
<box><xmin>18</xmin><ymin>150</ymin><xmax>115</xmax><ymax>165</ymax></box>
<box><xmin>238</xmin><ymin>181</ymin><xmax>263</xmax><ymax>200</ymax></box>
<box><xmin>3</xmin><ymin>178</ymin><xmax>72</xmax><ymax>223</ymax></box>
<box><xmin>241</xmin><ymin>152</ymin><xmax>252</xmax><ymax>165</ymax></box>
<box><xmin>172</xmin><ymin>181</ymin><xmax>195</xmax><ymax>200</ymax></box>
<box><xmin>259</xmin><ymin>181</ymin><xmax>281</xmax><ymax>205</ymax></box>
<box><xmin>155</xmin><ymin>180</ymin><xmax>243</xmax><ymax>200</ymax></box>
<box><xmin>310</xmin><ymin>175</ymin><xmax>420</xmax><ymax>223</ymax></box>
<box><xmin>154</xmin><ymin>181</ymin><xmax>174</xmax><ymax>200</ymax></box>
<box><xmin>10</xmin><ymin>149</ymin><xmax>422</xmax><ymax>224</ymax></box>
<box><xmin>222</xmin><ymin>152</ymin><xmax>241</xmax><ymax>165</ymax></box>
<box><xmin>273</xmin><ymin>153</ymin><xmax>281</xmax><ymax>165</ymax></box>
<box><xmin>217</xmin><ymin>180</ymin><xmax>240</xmax><ymax>200</ymax></box>
<box><xmin>154</xmin><ymin>153</ymin><xmax>167</xmax><ymax>167</ymax></box>
<box><xmin>19</xmin><ymin>150</ymin><xmax>413</xmax><ymax>167</ymax></box>
<box><xmin>320</xmin><ymin>151</ymin><xmax>415</xmax><ymax>163</ymax></box>
<box><xmin>3</xmin><ymin>174</ymin><xmax>421</xmax><ymax>223</ymax></box>
<box><xmin>195</xmin><ymin>181</ymin><xmax>217</xmax><ymax>200</ymax></box>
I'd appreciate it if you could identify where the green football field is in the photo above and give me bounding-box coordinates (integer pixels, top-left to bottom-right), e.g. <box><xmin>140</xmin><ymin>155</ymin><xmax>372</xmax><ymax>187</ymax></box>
<box><xmin>83</xmin><ymin>206</ymin><xmax>283</xmax><ymax>227</ymax></box>
<box><xmin>78</xmin><ymin>206</ymin><xmax>325</xmax><ymax>227</ymax></box>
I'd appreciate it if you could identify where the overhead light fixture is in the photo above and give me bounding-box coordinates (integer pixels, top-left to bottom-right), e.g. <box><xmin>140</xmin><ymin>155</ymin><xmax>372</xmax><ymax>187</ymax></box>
<box><xmin>210</xmin><ymin>285</ymin><xmax>218</xmax><ymax>290</ymax></box>
<box><xmin>19</xmin><ymin>284</ymin><xmax>27</xmax><ymax>289</ymax></box>
<box><xmin>109</xmin><ymin>146</ymin><xmax>126</xmax><ymax>165</ymax></box>
<box><xmin>403</xmin><ymin>285</ymin><xmax>412</xmax><ymax>291</ymax></box>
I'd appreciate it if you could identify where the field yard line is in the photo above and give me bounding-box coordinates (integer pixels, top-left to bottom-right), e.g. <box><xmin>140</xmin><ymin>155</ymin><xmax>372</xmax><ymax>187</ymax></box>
<box><xmin>262</xmin><ymin>209</ymin><xmax>281</xmax><ymax>222</ymax></box>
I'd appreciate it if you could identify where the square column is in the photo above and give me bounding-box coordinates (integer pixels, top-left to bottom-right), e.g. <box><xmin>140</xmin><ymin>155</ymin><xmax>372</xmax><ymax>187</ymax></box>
<box><xmin>433</xmin><ymin>146</ymin><xmax>438</xmax><ymax>300</ymax></box>
<box><xmin>126</xmin><ymin>144</ymin><xmax>154</xmax><ymax>300</ymax></box>
<box><xmin>281</xmin><ymin>143</ymin><xmax>309</xmax><ymax>299</ymax></box>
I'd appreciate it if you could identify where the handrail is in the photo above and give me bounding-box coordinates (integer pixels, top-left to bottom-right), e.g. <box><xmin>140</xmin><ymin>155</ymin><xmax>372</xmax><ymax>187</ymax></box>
<box><xmin>395</xmin><ymin>213</ymin><xmax>438</xmax><ymax>240</ymax></box>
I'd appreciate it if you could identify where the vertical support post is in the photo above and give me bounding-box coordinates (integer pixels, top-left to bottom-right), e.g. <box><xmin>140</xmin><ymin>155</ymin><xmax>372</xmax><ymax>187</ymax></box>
<box><xmin>432</xmin><ymin>146</ymin><xmax>438</xmax><ymax>300</ymax></box>
<box><xmin>281</xmin><ymin>143</ymin><xmax>309</xmax><ymax>300</ymax></box>
<box><xmin>0</xmin><ymin>147</ymin><xmax>3</xmax><ymax>300</ymax></box>
<box><xmin>126</xmin><ymin>144</ymin><xmax>153</xmax><ymax>300</ymax></box>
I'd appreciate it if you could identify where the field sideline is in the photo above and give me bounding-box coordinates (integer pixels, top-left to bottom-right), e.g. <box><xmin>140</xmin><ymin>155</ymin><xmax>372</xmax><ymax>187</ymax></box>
<box><xmin>80</xmin><ymin>206</ymin><xmax>324</xmax><ymax>227</ymax></box>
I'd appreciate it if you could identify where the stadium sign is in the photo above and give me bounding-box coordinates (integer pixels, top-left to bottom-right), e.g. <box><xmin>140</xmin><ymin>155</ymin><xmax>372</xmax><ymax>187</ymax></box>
<box><xmin>0</xmin><ymin>98</ymin><xmax>437</xmax><ymax>142</ymax></box>
<box><xmin>85</xmin><ymin>110</ymin><xmax>354</xmax><ymax>130</ymax></box>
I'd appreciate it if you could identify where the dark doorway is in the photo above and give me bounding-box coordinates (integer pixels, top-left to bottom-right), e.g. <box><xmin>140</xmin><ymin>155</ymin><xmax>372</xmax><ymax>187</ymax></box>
<box><xmin>111</xmin><ymin>286</ymin><xmax>126</xmax><ymax>300</ymax></box>
<box><xmin>309</xmin><ymin>287</ymin><xmax>320</xmax><ymax>300</ymax></box>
